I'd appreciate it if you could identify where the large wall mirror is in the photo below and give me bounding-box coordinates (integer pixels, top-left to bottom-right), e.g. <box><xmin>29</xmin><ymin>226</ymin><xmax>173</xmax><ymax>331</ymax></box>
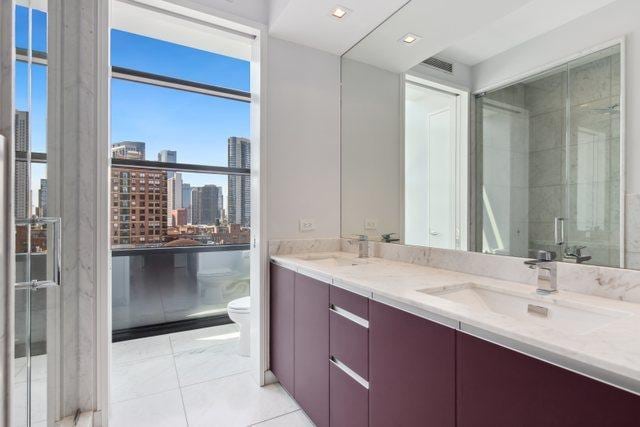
<box><xmin>341</xmin><ymin>0</ymin><xmax>633</xmax><ymax>270</ymax></box>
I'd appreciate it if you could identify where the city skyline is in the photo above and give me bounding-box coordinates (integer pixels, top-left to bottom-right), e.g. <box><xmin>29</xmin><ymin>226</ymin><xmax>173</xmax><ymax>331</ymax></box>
<box><xmin>16</xmin><ymin>7</ymin><xmax>250</xmax><ymax>217</ymax></box>
<box><xmin>112</xmin><ymin>140</ymin><xmax>249</xmax><ymax>227</ymax></box>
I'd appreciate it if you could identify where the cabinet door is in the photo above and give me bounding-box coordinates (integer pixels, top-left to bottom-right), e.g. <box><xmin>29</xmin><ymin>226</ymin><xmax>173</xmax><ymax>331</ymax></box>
<box><xmin>457</xmin><ymin>332</ymin><xmax>640</xmax><ymax>427</ymax></box>
<box><xmin>369</xmin><ymin>301</ymin><xmax>456</xmax><ymax>427</ymax></box>
<box><xmin>269</xmin><ymin>263</ymin><xmax>295</xmax><ymax>394</ymax></box>
<box><xmin>330</xmin><ymin>362</ymin><xmax>368</xmax><ymax>427</ymax></box>
<box><xmin>294</xmin><ymin>274</ymin><xmax>330</xmax><ymax>427</ymax></box>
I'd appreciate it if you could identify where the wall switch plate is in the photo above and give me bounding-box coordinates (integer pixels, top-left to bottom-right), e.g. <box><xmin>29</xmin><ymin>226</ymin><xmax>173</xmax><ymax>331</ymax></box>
<box><xmin>299</xmin><ymin>219</ymin><xmax>316</xmax><ymax>232</ymax></box>
<box><xmin>364</xmin><ymin>218</ymin><xmax>377</xmax><ymax>230</ymax></box>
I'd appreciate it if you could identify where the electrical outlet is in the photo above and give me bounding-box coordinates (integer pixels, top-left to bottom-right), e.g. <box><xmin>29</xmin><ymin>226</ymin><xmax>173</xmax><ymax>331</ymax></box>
<box><xmin>364</xmin><ymin>218</ymin><xmax>377</xmax><ymax>230</ymax></box>
<box><xmin>299</xmin><ymin>218</ymin><xmax>316</xmax><ymax>232</ymax></box>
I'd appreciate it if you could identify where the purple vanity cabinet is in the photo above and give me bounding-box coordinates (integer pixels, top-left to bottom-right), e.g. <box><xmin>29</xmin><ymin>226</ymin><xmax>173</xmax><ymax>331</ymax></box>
<box><xmin>369</xmin><ymin>300</ymin><xmax>456</xmax><ymax>427</ymax></box>
<box><xmin>269</xmin><ymin>263</ymin><xmax>295</xmax><ymax>394</ymax></box>
<box><xmin>330</xmin><ymin>361</ymin><xmax>369</xmax><ymax>427</ymax></box>
<box><xmin>329</xmin><ymin>285</ymin><xmax>370</xmax><ymax>427</ymax></box>
<box><xmin>294</xmin><ymin>273</ymin><xmax>330</xmax><ymax>427</ymax></box>
<box><xmin>456</xmin><ymin>332</ymin><xmax>640</xmax><ymax>427</ymax></box>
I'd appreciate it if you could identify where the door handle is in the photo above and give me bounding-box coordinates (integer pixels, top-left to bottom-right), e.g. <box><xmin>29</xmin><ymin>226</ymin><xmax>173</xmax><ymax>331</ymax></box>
<box><xmin>15</xmin><ymin>217</ymin><xmax>62</xmax><ymax>290</ymax></box>
<box><xmin>554</xmin><ymin>217</ymin><xmax>565</xmax><ymax>245</ymax></box>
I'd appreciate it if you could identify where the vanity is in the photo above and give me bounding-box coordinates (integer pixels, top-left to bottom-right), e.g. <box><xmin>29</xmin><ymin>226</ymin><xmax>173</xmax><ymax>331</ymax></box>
<box><xmin>269</xmin><ymin>251</ymin><xmax>640</xmax><ymax>427</ymax></box>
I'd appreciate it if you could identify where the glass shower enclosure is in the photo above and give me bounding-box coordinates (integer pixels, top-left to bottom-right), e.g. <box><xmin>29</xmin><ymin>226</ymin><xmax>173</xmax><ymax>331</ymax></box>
<box><xmin>475</xmin><ymin>45</ymin><xmax>622</xmax><ymax>267</ymax></box>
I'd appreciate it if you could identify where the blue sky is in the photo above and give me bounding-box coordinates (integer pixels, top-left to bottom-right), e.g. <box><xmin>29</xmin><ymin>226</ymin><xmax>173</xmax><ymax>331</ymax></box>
<box><xmin>16</xmin><ymin>5</ymin><xmax>250</xmax><ymax>213</ymax></box>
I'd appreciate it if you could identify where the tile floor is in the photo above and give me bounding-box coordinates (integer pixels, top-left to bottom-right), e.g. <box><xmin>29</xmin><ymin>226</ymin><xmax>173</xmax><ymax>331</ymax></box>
<box><xmin>111</xmin><ymin>324</ymin><xmax>313</xmax><ymax>427</ymax></box>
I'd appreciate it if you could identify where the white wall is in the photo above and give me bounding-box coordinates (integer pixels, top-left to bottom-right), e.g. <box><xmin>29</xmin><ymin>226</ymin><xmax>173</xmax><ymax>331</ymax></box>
<box><xmin>341</xmin><ymin>58</ymin><xmax>403</xmax><ymax>239</ymax></box>
<box><xmin>471</xmin><ymin>0</ymin><xmax>640</xmax><ymax>193</ymax></box>
<box><xmin>267</xmin><ymin>37</ymin><xmax>341</xmax><ymax>239</ymax></box>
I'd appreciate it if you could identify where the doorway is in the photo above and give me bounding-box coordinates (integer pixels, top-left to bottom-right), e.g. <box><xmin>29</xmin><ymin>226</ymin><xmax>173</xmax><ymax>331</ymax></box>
<box><xmin>404</xmin><ymin>79</ymin><xmax>468</xmax><ymax>250</ymax></box>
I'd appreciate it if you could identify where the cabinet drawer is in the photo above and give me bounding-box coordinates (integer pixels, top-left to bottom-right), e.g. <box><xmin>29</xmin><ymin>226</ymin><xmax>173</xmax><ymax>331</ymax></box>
<box><xmin>330</xmin><ymin>309</ymin><xmax>368</xmax><ymax>380</ymax></box>
<box><xmin>330</xmin><ymin>361</ymin><xmax>368</xmax><ymax>427</ymax></box>
<box><xmin>330</xmin><ymin>285</ymin><xmax>368</xmax><ymax>319</ymax></box>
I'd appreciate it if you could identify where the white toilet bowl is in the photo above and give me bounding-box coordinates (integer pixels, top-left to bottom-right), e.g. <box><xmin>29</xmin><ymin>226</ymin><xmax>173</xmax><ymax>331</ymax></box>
<box><xmin>197</xmin><ymin>267</ymin><xmax>235</xmax><ymax>304</ymax></box>
<box><xmin>227</xmin><ymin>296</ymin><xmax>250</xmax><ymax>357</ymax></box>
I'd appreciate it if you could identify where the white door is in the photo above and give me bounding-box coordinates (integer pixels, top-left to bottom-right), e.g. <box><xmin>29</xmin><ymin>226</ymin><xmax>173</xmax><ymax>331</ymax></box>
<box><xmin>427</xmin><ymin>101</ymin><xmax>457</xmax><ymax>249</ymax></box>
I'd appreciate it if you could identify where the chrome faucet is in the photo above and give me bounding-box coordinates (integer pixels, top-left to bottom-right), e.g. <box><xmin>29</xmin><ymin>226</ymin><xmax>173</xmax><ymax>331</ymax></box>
<box><xmin>524</xmin><ymin>250</ymin><xmax>558</xmax><ymax>294</ymax></box>
<box><xmin>381</xmin><ymin>233</ymin><xmax>400</xmax><ymax>243</ymax></box>
<box><xmin>564</xmin><ymin>245</ymin><xmax>592</xmax><ymax>264</ymax></box>
<box><xmin>357</xmin><ymin>235</ymin><xmax>369</xmax><ymax>258</ymax></box>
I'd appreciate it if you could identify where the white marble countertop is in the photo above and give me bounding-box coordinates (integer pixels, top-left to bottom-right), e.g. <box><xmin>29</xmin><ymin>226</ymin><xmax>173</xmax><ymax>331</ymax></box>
<box><xmin>271</xmin><ymin>251</ymin><xmax>640</xmax><ymax>395</ymax></box>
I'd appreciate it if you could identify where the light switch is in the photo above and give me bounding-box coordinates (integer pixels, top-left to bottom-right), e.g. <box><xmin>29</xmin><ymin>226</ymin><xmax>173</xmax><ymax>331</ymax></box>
<box><xmin>299</xmin><ymin>218</ymin><xmax>316</xmax><ymax>232</ymax></box>
<box><xmin>364</xmin><ymin>218</ymin><xmax>377</xmax><ymax>230</ymax></box>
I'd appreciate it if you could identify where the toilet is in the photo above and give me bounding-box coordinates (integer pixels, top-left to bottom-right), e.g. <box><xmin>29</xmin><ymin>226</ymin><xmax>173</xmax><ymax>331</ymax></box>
<box><xmin>196</xmin><ymin>250</ymin><xmax>249</xmax><ymax>304</ymax></box>
<box><xmin>196</xmin><ymin>266</ymin><xmax>235</xmax><ymax>304</ymax></box>
<box><xmin>227</xmin><ymin>296</ymin><xmax>250</xmax><ymax>357</ymax></box>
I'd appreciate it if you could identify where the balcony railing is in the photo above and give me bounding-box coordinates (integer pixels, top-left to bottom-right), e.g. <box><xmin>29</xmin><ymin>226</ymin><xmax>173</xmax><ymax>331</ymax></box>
<box><xmin>111</xmin><ymin>245</ymin><xmax>250</xmax><ymax>335</ymax></box>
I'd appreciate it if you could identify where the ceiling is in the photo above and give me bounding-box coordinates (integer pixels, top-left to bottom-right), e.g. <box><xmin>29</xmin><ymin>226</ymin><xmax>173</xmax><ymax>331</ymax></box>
<box><xmin>169</xmin><ymin>0</ymin><xmax>620</xmax><ymax>71</ymax></box>
<box><xmin>440</xmin><ymin>0</ymin><xmax>618</xmax><ymax>66</ymax></box>
<box><xmin>343</xmin><ymin>0</ymin><xmax>534</xmax><ymax>73</ymax></box>
<box><xmin>269</xmin><ymin>0</ymin><xmax>409</xmax><ymax>56</ymax></box>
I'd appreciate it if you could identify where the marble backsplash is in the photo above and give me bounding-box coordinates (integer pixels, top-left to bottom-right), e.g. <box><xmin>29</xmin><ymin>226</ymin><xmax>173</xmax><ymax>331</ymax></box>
<box><xmin>270</xmin><ymin>238</ymin><xmax>640</xmax><ymax>304</ymax></box>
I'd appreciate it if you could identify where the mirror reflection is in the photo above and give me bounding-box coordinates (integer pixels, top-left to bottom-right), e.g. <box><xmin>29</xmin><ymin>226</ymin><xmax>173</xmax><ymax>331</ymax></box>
<box><xmin>340</xmin><ymin>2</ymin><xmax>627</xmax><ymax>269</ymax></box>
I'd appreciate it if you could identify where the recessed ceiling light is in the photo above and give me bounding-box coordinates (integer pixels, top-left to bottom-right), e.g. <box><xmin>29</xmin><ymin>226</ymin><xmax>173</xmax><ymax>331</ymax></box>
<box><xmin>330</xmin><ymin>6</ymin><xmax>350</xmax><ymax>19</ymax></box>
<box><xmin>400</xmin><ymin>33</ymin><xmax>421</xmax><ymax>44</ymax></box>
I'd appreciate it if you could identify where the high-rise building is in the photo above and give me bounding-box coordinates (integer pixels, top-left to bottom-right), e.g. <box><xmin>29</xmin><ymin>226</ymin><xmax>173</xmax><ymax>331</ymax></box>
<box><xmin>227</xmin><ymin>137</ymin><xmax>250</xmax><ymax>227</ymax></box>
<box><xmin>37</xmin><ymin>179</ymin><xmax>48</xmax><ymax>217</ymax></box>
<box><xmin>181</xmin><ymin>183</ymin><xmax>192</xmax><ymax>223</ymax></box>
<box><xmin>167</xmin><ymin>173</ymin><xmax>183</xmax><ymax>226</ymax></box>
<box><xmin>191</xmin><ymin>185</ymin><xmax>222</xmax><ymax>225</ymax></box>
<box><xmin>112</xmin><ymin>141</ymin><xmax>146</xmax><ymax>160</ymax></box>
<box><xmin>171</xmin><ymin>208</ymin><xmax>188</xmax><ymax>226</ymax></box>
<box><xmin>158</xmin><ymin>150</ymin><xmax>177</xmax><ymax>179</ymax></box>
<box><xmin>15</xmin><ymin>111</ymin><xmax>29</xmax><ymax>219</ymax></box>
<box><xmin>110</xmin><ymin>142</ymin><xmax>167</xmax><ymax>246</ymax></box>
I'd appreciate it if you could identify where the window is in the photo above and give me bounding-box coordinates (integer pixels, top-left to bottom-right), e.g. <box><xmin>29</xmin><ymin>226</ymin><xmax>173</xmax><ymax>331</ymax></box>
<box><xmin>110</xmin><ymin>28</ymin><xmax>251</xmax><ymax>250</ymax></box>
<box><xmin>109</xmin><ymin>6</ymin><xmax>252</xmax><ymax>335</ymax></box>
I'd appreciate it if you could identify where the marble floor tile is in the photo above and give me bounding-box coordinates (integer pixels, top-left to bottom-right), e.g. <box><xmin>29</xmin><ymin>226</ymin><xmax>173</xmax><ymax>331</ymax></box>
<box><xmin>111</xmin><ymin>355</ymin><xmax>180</xmax><ymax>403</ymax></box>
<box><xmin>173</xmin><ymin>340</ymin><xmax>250</xmax><ymax>387</ymax></box>
<box><xmin>169</xmin><ymin>323</ymin><xmax>240</xmax><ymax>354</ymax></box>
<box><xmin>110</xmin><ymin>389</ymin><xmax>188</xmax><ymax>427</ymax></box>
<box><xmin>181</xmin><ymin>372</ymin><xmax>299</xmax><ymax>427</ymax></box>
<box><xmin>112</xmin><ymin>334</ymin><xmax>173</xmax><ymax>365</ymax></box>
<box><xmin>252</xmin><ymin>410</ymin><xmax>314</xmax><ymax>426</ymax></box>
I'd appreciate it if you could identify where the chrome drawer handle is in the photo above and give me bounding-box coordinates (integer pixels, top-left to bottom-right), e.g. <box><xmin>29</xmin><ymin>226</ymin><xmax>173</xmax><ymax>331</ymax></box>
<box><xmin>330</xmin><ymin>356</ymin><xmax>369</xmax><ymax>389</ymax></box>
<box><xmin>329</xmin><ymin>305</ymin><xmax>369</xmax><ymax>328</ymax></box>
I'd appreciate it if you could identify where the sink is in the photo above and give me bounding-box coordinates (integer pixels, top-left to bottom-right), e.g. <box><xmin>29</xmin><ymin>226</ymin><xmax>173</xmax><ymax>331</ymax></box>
<box><xmin>417</xmin><ymin>283</ymin><xmax>631</xmax><ymax>335</ymax></box>
<box><xmin>297</xmin><ymin>254</ymin><xmax>368</xmax><ymax>267</ymax></box>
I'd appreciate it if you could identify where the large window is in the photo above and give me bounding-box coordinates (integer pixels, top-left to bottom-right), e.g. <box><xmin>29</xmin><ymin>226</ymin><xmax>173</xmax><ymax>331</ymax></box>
<box><xmin>109</xmin><ymin>16</ymin><xmax>252</xmax><ymax>335</ymax></box>
<box><xmin>110</xmin><ymin>29</ymin><xmax>251</xmax><ymax>250</ymax></box>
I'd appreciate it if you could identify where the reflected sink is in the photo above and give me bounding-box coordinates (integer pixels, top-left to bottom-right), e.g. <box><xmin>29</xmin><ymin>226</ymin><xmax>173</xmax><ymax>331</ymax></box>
<box><xmin>417</xmin><ymin>283</ymin><xmax>631</xmax><ymax>335</ymax></box>
<box><xmin>296</xmin><ymin>254</ymin><xmax>369</xmax><ymax>267</ymax></box>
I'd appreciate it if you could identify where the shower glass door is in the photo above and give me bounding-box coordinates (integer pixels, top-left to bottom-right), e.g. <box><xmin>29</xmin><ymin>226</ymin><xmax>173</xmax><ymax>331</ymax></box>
<box><xmin>565</xmin><ymin>45</ymin><xmax>621</xmax><ymax>267</ymax></box>
<box><xmin>14</xmin><ymin>3</ymin><xmax>59</xmax><ymax>427</ymax></box>
<box><xmin>476</xmin><ymin>45</ymin><xmax>622</xmax><ymax>267</ymax></box>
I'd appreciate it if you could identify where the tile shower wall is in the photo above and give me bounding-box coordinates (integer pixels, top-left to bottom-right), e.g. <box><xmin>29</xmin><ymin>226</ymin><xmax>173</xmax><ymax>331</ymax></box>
<box><xmin>478</xmin><ymin>47</ymin><xmax>621</xmax><ymax>268</ymax></box>
<box><xmin>565</xmin><ymin>51</ymin><xmax>621</xmax><ymax>267</ymax></box>
<box><xmin>524</xmin><ymin>69</ymin><xmax>567</xmax><ymax>259</ymax></box>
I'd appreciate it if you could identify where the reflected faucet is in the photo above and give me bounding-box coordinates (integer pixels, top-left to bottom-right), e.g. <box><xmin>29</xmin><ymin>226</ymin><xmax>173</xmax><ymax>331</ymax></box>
<box><xmin>381</xmin><ymin>233</ymin><xmax>400</xmax><ymax>243</ymax></box>
<box><xmin>524</xmin><ymin>250</ymin><xmax>558</xmax><ymax>294</ymax></box>
<box><xmin>564</xmin><ymin>245</ymin><xmax>592</xmax><ymax>264</ymax></box>
<box><xmin>357</xmin><ymin>235</ymin><xmax>369</xmax><ymax>258</ymax></box>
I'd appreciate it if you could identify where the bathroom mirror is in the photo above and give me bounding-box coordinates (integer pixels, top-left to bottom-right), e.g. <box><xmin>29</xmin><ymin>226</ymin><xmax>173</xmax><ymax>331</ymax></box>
<box><xmin>340</xmin><ymin>1</ymin><xmax>630</xmax><ymax>269</ymax></box>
